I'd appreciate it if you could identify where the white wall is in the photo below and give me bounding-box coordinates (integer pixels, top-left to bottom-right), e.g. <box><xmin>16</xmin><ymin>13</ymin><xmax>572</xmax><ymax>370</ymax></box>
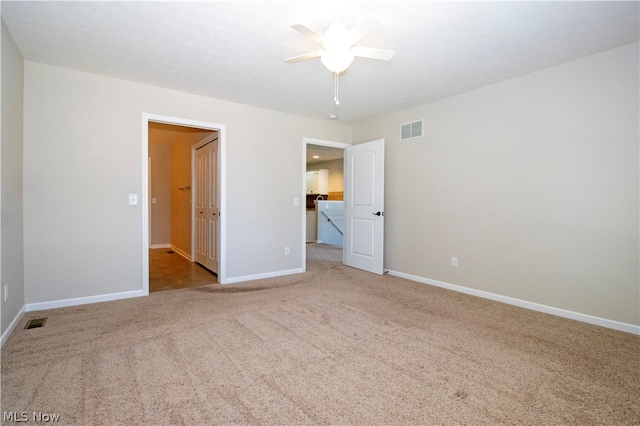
<box><xmin>23</xmin><ymin>62</ymin><xmax>351</xmax><ymax>304</ymax></box>
<box><xmin>353</xmin><ymin>43</ymin><xmax>639</xmax><ymax>326</ymax></box>
<box><xmin>1</xmin><ymin>19</ymin><xmax>25</xmax><ymax>337</ymax></box>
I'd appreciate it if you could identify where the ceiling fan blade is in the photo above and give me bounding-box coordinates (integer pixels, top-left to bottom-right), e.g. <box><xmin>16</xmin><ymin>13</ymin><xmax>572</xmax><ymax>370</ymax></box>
<box><xmin>291</xmin><ymin>24</ymin><xmax>324</xmax><ymax>43</ymax></box>
<box><xmin>284</xmin><ymin>51</ymin><xmax>323</xmax><ymax>63</ymax></box>
<box><xmin>351</xmin><ymin>46</ymin><xmax>395</xmax><ymax>61</ymax></box>
<box><xmin>348</xmin><ymin>17</ymin><xmax>381</xmax><ymax>46</ymax></box>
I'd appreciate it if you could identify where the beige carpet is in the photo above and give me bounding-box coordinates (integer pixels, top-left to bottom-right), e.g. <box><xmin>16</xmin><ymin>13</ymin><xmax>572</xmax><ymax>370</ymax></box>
<box><xmin>306</xmin><ymin>243</ymin><xmax>342</xmax><ymax>262</ymax></box>
<box><xmin>2</xmin><ymin>253</ymin><xmax>639</xmax><ymax>425</ymax></box>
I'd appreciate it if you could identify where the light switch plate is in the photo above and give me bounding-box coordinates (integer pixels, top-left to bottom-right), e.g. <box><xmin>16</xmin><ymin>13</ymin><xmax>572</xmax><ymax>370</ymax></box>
<box><xmin>129</xmin><ymin>194</ymin><xmax>138</xmax><ymax>205</ymax></box>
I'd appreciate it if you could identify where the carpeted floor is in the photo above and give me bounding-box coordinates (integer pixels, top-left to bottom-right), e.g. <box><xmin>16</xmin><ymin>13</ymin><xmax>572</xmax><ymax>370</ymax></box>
<box><xmin>1</xmin><ymin>251</ymin><xmax>639</xmax><ymax>425</ymax></box>
<box><xmin>306</xmin><ymin>242</ymin><xmax>342</xmax><ymax>262</ymax></box>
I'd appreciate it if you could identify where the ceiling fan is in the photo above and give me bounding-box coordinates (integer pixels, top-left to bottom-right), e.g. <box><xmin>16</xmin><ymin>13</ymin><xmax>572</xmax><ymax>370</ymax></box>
<box><xmin>285</xmin><ymin>17</ymin><xmax>395</xmax><ymax>105</ymax></box>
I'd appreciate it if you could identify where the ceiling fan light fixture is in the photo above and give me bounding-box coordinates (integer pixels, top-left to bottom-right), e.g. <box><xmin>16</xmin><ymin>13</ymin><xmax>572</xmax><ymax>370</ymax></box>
<box><xmin>286</xmin><ymin>17</ymin><xmax>394</xmax><ymax>105</ymax></box>
<box><xmin>320</xmin><ymin>48</ymin><xmax>354</xmax><ymax>73</ymax></box>
<box><xmin>320</xmin><ymin>21</ymin><xmax>354</xmax><ymax>73</ymax></box>
<box><xmin>322</xmin><ymin>21</ymin><xmax>351</xmax><ymax>50</ymax></box>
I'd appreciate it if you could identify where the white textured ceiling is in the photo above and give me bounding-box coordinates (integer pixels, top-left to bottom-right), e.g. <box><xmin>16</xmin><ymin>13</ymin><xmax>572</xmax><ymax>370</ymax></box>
<box><xmin>2</xmin><ymin>1</ymin><xmax>638</xmax><ymax>124</ymax></box>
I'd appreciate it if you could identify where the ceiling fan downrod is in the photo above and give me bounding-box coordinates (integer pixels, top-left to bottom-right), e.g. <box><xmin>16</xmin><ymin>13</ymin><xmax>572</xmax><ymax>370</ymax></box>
<box><xmin>334</xmin><ymin>71</ymin><xmax>340</xmax><ymax>105</ymax></box>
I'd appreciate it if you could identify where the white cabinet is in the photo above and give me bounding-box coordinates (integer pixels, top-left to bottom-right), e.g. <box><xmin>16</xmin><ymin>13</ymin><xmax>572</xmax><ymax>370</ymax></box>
<box><xmin>306</xmin><ymin>169</ymin><xmax>329</xmax><ymax>194</ymax></box>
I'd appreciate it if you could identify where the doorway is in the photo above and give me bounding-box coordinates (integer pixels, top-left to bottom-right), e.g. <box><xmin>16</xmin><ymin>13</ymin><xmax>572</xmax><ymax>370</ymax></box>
<box><xmin>303</xmin><ymin>138</ymin><xmax>350</xmax><ymax>271</ymax></box>
<box><xmin>142</xmin><ymin>114</ymin><xmax>227</xmax><ymax>294</ymax></box>
<box><xmin>148</xmin><ymin>124</ymin><xmax>218</xmax><ymax>292</ymax></box>
<box><xmin>302</xmin><ymin>137</ymin><xmax>387</xmax><ymax>275</ymax></box>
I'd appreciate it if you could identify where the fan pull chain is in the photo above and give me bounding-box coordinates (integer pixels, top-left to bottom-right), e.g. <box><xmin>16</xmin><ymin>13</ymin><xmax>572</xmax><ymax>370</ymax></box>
<box><xmin>334</xmin><ymin>71</ymin><xmax>340</xmax><ymax>105</ymax></box>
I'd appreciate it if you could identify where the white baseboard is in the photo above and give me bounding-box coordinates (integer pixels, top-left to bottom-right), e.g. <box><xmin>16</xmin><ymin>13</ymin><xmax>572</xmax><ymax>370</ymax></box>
<box><xmin>387</xmin><ymin>270</ymin><xmax>640</xmax><ymax>336</ymax></box>
<box><xmin>223</xmin><ymin>268</ymin><xmax>304</xmax><ymax>285</ymax></box>
<box><xmin>1</xmin><ymin>305</ymin><xmax>26</xmax><ymax>348</ymax></box>
<box><xmin>150</xmin><ymin>243</ymin><xmax>171</xmax><ymax>249</ymax></box>
<box><xmin>25</xmin><ymin>289</ymin><xmax>147</xmax><ymax>312</ymax></box>
<box><xmin>151</xmin><ymin>244</ymin><xmax>192</xmax><ymax>261</ymax></box>
<box><xmin>170</xmin><ymin>244</ymin><xmax>192</xmax><ymax>261</ymax></box>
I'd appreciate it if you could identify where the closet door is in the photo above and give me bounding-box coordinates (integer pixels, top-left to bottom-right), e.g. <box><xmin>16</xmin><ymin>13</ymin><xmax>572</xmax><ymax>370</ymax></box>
<box><xmin>194</xmin><ymin>139</ymin><xmax>219</xmax><ymax>273</ymax></box>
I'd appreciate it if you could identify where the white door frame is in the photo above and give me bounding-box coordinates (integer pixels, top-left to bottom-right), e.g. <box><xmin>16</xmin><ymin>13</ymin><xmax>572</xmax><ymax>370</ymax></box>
<box><xmin>142</xmin><ymin>113</ymin><xmax>227</xmax><ymax>293</ymax></box>
<box><xmin>302</xmin><ymin>137</ymin><xmax>350</xmax><ymax>271</ymax></box>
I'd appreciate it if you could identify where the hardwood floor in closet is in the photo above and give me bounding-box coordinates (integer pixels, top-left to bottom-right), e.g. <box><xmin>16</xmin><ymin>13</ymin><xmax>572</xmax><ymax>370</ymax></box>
<box><xmin>149</xmin><ymin>248</ymin><xmax>217</xmax><ymax>292</ymax></box>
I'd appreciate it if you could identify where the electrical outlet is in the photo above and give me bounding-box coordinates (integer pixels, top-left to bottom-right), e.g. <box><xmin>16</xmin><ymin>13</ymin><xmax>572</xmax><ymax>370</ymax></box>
<box><xmin>451</xmin><ymin>257</ymin><xmax>458</xmax><ymax>267</ymax></box>
<box><xmin>4</xmin><ymin>285</ymin><xmax>8</xmax><ymax>302</ymax></box>
<box><xmin>284</xmin><ymin>247</ymin><xmax>290</xmax><ymax>256</ymax></box>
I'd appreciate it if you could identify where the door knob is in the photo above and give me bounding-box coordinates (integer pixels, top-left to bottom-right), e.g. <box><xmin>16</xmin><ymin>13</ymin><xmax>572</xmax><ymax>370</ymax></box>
<box><xmin>373</xmin><ymin>211</ymin><xmax>382</xmax><ymax>216</ymax></box>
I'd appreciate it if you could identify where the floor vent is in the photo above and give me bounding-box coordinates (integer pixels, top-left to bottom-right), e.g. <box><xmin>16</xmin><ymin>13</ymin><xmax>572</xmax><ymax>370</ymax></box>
<box><xmin>401</xmin><ymin>119</ymin><xmax>424</xmax><ymax>140</ymax></box>
<box><xmin>167</xmin><ymin>250</ymin><xmax>174</xmax><ymax>254</ymax></box>
<box><xmin>25</xmin><ymin>318</ymin><xmax>47</xmax><ymax>330</ymax></box>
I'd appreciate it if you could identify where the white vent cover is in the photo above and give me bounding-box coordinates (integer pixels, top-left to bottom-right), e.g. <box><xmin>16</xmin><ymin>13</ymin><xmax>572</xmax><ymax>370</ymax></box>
<box><xmin>401</xmin><ymin>120</ymin><xmax>423</xmax><ymax>140</ymax></box>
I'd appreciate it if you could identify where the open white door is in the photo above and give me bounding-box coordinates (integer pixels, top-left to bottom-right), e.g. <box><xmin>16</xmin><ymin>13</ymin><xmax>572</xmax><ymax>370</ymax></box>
<box><xmin>344</xmin><ymin>139</ymin><xmax>385</xmax><ymax>274</ymax></box>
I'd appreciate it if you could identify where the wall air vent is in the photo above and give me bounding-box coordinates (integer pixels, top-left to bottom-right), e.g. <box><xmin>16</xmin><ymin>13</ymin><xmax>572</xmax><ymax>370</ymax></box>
<box><xmin>401</xmin><ymin>119</ymin><xmax>423</xmax><ymax>140</ymax></box>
